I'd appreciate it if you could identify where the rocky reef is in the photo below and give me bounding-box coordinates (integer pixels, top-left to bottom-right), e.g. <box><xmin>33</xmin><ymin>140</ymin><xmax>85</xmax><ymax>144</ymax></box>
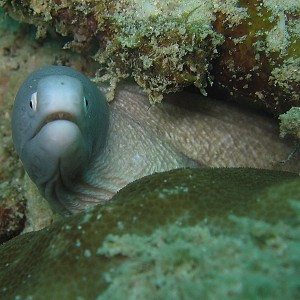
<box><xmin>0</xmin><ymin>6</ymin><xmax>300</xmax><ymax>298</ymax></box>
<box><xmin>0</xmin><ymin>168</ymin><xmax>299</xmax><ymax>299</ymax></box>
<box><xmin>0</xmin><ymin>0</ymin><xmax>299</xmax><ymax>114</ymax></box>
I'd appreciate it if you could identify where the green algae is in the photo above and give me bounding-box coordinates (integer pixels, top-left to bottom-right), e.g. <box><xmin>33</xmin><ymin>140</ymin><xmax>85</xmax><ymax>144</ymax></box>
<box><xmin>0</xmin><ymin>168</ymin><xmax>299</xmax><ymax>299</ymax></box>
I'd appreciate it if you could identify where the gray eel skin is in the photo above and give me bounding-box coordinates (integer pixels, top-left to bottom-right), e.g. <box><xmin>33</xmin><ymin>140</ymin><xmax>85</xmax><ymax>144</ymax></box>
<box><xmin>11</xmin><ymin>66</ymin><xmax>198</xmax><ymax>215</ymax></box>
<box><xmin>11</xmin><ymin>66</ymin><xmax>299</xmax><ymax>215</ymax></box>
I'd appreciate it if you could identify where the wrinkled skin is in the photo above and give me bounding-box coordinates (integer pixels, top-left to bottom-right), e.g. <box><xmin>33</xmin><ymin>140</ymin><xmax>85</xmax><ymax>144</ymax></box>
<box><xmin>11</xmin><ymin>66</ymin><xmax>300</xmax><ymax>216</ymax></box>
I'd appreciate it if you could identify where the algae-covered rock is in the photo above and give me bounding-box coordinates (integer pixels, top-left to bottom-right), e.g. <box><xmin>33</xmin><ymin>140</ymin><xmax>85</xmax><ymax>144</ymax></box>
<box><xmin>211</xmin><ymin>0</ymin><xmax>300</xmax><ymax>113</ymax></box>
<box><xmin>0</xmin><ymin>0</ymin><xmax>222</xmax><ymax>103</ymax></box>
<box><xmin>0</xmin><ymin>168</ymin><xmax>299</xmax><ymax>299</ymax></box>
<box><xmin>280</xmin><ymin>107</ymin><xmax>300</xmax><ymax>141</ymax></box>
<box><xmin>1</xmin><ymin>0</ymin><xmax>299</xmax><ymax>112</ymax></box>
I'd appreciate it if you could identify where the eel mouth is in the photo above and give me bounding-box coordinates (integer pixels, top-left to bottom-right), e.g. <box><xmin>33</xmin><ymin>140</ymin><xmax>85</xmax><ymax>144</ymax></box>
<box><xmin>44</xmin><ymin>112</ymin><xmax>75</xmax><ymax>124</ymax></box>
<box><xmin>32</xmin><ymin>112</ymin><xmax>78</xmax><ymax>139</ymax></box>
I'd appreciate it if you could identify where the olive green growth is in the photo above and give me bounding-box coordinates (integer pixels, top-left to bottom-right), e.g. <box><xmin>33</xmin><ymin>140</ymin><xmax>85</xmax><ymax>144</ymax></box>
<box><xmin>0</xmin><ymin>168</ymin><xmax>299</xmax><ymax>299</ymax></box>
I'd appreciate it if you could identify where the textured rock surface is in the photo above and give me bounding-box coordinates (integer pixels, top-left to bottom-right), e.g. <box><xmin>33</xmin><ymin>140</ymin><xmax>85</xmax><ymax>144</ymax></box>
<box><xmin>0</xmin><ymin>168</ymin><xmax>299</xmax><ymax>299</ymax></box>
<box><xmin>0</xmin><ymin>0</ymin><xmax>299</xmax><ymax>113</ymax></box>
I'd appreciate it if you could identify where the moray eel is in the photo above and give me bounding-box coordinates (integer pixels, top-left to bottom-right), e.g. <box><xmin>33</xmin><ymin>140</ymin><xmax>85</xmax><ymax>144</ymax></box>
<box><xmin>11</xmin><ymin>66</ymin><xmax>197</xmax><ymax>215</ymax></box>
<box><xmin>12</xmin><ymin>66</ymin><xmax>299</xmax><ymax>215</ymax></box>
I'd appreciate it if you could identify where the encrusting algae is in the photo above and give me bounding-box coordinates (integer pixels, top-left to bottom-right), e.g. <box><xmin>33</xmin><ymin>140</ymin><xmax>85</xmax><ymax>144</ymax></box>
<box><xmin>0</xmin><ymin>168</ymin><xmax>299</xmax><ymax>299</ymax></box>
<box><xmin>0</xmin><ymin>0</ymin><xmax>299</xmax><ymax>114</ymax></box>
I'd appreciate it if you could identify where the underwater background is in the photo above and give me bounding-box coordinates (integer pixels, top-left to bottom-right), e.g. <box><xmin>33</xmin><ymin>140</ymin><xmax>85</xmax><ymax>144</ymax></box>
<box><xmin>0</xmin><ymin>1</ymin><xmax>300</xmax><ymax>299</ymax></box>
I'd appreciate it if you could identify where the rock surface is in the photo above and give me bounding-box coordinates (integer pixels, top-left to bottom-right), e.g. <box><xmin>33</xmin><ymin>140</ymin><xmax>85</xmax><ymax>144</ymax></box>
<box><xmin>0</xmin><ymin>168</ymin><xmax>299</xmax><ymax>299</ymax></box>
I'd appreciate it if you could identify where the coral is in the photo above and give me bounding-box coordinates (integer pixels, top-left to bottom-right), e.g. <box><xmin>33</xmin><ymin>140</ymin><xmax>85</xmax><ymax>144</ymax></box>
<box><xmin>0</xmin><ymin>0</ymin><xmax>299</xmax><ymax>112</ymax></box>
<box><xmin>0</xmin><ymin>168</ymin><xmax>299</xmax><ymax>299</ymax></box>
<box><xmin>279</xmin><ymin>107</ymin><xmax>300</xmax><ymax>140</ymax></box>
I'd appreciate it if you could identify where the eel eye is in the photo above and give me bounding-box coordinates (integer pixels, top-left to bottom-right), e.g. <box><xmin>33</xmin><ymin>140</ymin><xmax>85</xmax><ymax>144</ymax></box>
<box><xmin>30</xmin><ymin>92</ymin><xmax>38</xmax><ymax>111</ymax></box>
<box><xmin>84</xmin><ymin>97</ymin><xmax>89</xmax><ymax>111</ymax></box>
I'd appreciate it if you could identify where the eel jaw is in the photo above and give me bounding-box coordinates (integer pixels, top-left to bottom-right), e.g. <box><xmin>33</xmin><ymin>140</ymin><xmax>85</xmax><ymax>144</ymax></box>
<box><xmin>32</xmin><ymin>112</ymin><xmax>78</xmax><ymax>140</ymax></box>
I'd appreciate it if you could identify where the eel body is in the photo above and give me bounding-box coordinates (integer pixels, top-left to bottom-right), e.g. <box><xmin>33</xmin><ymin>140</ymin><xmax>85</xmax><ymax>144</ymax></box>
<box><xmin>11</xmin><ymin>66</ymin><xmax>299</xmax><ymax>215</ymax></box>
<box><xmin>11</xmin><ymin>66</ymin><xmax>197</xmax><ymax>214</ymax></box>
